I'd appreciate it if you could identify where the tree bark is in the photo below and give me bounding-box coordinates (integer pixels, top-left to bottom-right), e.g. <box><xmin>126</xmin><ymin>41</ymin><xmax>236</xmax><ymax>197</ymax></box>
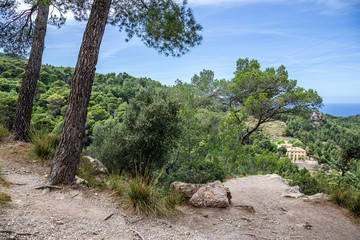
<box><xmin>10</xmin><ymin>5</ymin><xmax>49</xmax><ymax>141</ymax></box>
<box><xmin>47</xmin><ymin>0</ymin><xmax>111</xmax><ymax>185</ymax></box>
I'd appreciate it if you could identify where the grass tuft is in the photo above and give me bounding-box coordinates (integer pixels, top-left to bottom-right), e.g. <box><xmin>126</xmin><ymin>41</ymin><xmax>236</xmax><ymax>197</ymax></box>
<box><xmin>126</xmin><ymin>175</ymin><xmax>166</xmax><ymax>216</ymax></box>
<box><xmin>0</xmin><ymin>192</ymin><xmax>11</xmax><ymax>207</ymax></box>
<box><xmin>125</xmin><ymin>173</ymin><xmax>182</xmax><ymax>217</ymax></box>
<box><xmin>29</xmin><ymin>129</ymin><xmax>59</xmax><ymax>162</ymax></box>
<box><xmin>0</xmin><ymin>122</ymin><xmax>10</xmax><ymax>142</ymax></box>
<box><xmin>105</xmin><ymin>172</ymin><xmax>182</xmax><ymax>217</ymax></box>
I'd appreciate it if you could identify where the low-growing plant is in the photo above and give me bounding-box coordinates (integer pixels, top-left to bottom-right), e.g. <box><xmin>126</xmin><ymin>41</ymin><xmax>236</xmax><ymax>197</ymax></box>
<box><xmin>76</xmin><ymin>155</ymin><xmax>106</xmax><ymax>188</ymax></box>
<box><xmin>126</xmin><ymin>174</ymin><xmax>168</xmax><ymax>216</ymax></box>
<box><xmin>329</xmin><ymin>187</ymin><xmax>360</xmax><ymax>218</ymax></box>
<box><xmin>105</xmin><ymin>174</ymin><xmax>128</xmax><ymax>197</ymax></box>
<box><xmin>0</xmin><ymin>122</ymin><xmax>9</xmax><ymax>141</ymax></box>
<box><xmin>29</xmin><ymin>129</ymin><xmax>59</xmax><ymax>162</ymax></box>
<box><xmin>0</xmin><ymin>192</ymin><xmax>11</xmax><ymax>207</ymax></box>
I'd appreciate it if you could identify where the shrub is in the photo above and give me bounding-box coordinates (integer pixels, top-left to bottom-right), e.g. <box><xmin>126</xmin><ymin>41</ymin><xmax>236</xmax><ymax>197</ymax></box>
<box><xmin>329</xmin><ymin>187</ymin><xmax>360</xmax><ymax>218</ymax></box>
<box><xmin>29</xmin><ymin>129</ymin><xmax>59</xmax><ymax>162</ymax></box>
<box><xmin>163</xmin><ymin>160</ymin><xmax>226</xmax><ymax>186</ymax></box>
<box><xmin>290</xmin><ymin>168</ymin><xmax>322</xmax><ymax>195</ymax></box>
<box><xmin>89</xmin><ymin>88</ymin><xmax>181</xmax><ymax>175</ymax></box>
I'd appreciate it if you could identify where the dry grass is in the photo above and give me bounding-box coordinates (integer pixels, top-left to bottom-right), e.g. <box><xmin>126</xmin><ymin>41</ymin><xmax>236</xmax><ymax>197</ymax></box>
<box><xmin>0</xmin><ymin>192</ymin><xmax>11</xmax><ymax>207</ymax></box>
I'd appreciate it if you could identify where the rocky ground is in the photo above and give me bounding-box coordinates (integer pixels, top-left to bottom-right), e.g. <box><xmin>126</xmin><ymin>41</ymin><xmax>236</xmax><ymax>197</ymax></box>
<box><xmin>0</xmin><ymin>141</ymin><xmax>359</xmax><ymax>240</ymax></box>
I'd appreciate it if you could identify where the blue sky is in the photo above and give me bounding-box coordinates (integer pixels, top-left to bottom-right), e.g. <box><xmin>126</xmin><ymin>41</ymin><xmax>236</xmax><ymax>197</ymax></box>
<box><xmin>40</xmin><ymin>0</ymin><xmax>360</xmax><ymax>104</ymax></box>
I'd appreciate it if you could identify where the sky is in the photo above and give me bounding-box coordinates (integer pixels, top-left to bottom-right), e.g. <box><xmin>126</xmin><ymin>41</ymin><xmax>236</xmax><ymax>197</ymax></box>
<box><xmin>37</xmin><ymin>0</ymin><xmax>360</xmax><ymax>104</ymax></box>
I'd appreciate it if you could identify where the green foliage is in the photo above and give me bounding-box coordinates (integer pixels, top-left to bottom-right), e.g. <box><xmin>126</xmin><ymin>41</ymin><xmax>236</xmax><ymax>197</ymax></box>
<box><xmin>277</xmin><ymin>146</ymin><xmax>287</xmax><ymax>155</ymax></box>
<box><xmin>226</xmin><ymin>58</ymin><xmax>322</xmax><ymax>143</ymax></box>
<box><xmin>330</xmin><ymin>187</ymin><xmax>360</xmax><ymax>217</ymax></box>
<box><xmin>29</xmin><ymin>129</ymin><xmax>59</xmax><ymax>162</ymax></box>
<box><xmin>288</xmin><ymin>138</ymin><xmax>304</xmax><ymax>148</ymax></box>
<box><xmin>76</xmin><ymin>155</ymin><xmax>105</xmax><ymax>188</ymax></box>
<box><xmin>277</xmin><ymin>139</ymin><xmax>285</xmax><ymax>144</ymax></box>
<box><xmin>105</xmin><ymin>174</ymin><xmax>127</xmax><ymax>197</ymax></box>
<box><xmin>46</xmin><ymin>93</ymin><xmax>66</xmax><ymax>116</ymax></box>
<box><xmin>109</xmin><ymin>0</ymin><xmax>203</xmax><ymax>57</ymax></box>
<box><xmin>89</xmin><ymin>87</ymin><xmax>181</xmax><ymax>174</ymax></box>
<box><xmin>30</xmin><ymin>113</ymin><xmax>56</xmax><ymax>132</ymax></box>
<box><xmin>0</xmin><ymin>122</ymin><xmax>10</xmax><ymax>141</ymax></box>
<box><xmin>0</xmin><ymin>91</ymin><xmax>17</xmax><ymax>128</ymax></box>
<box><xmin>163</xmin><ymin>160</ymin><xmax>226</xmax><ymax>186</ymax></box>
<box><xmin>0</xmin><ymin>165</ymin><xmax>9</xmax><ymax>187</ymax></box>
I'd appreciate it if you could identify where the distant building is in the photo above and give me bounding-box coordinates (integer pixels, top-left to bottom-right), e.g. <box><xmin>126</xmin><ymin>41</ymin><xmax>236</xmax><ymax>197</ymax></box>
<box><xmin>287</xmin><ymin>147</ymin><xmax>307</xmax><ymax>161</ymax></box>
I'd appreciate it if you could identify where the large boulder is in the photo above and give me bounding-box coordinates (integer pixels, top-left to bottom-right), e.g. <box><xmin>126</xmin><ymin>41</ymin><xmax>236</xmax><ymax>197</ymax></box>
<box><xmin>189</xmin><ymin>180</ymin><xmax>229</xmax><ymax>208</ymax></box>
<box><xmin>170</xmin><ymin>182</ymin><xmax>205</xmax><ymax>199</ymax></box>
<box><xmin>85</xmin><ymin>156</ymin><xmax>108</xmax><ymax>174</ymax></box>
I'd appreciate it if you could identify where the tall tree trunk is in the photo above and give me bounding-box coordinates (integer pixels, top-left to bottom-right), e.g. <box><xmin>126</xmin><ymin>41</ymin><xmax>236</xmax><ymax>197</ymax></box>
<box><xmin>10</xmin><ymin>5</ymin><xmax>49</xmax><ymax>141</ymax></box>
<box><xmin>47</xmin><ymin>0</ymin><xmax>111</xmax><ymax>185</ymax></box>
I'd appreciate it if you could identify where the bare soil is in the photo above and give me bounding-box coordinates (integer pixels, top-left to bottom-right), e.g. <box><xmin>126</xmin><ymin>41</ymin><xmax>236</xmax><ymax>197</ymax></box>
<box><xmin>0</xmin><ymin>141</ymin><xmax>359</xmax><ymax>240</ymax></box>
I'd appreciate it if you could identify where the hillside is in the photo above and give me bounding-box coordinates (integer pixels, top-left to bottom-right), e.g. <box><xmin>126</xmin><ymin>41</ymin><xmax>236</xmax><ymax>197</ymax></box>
<box><xmin>1</xmin><ymin>141</ymin><xmax>359</xmax><ymax>239</ymax></box>
<box><xmin>1</xmin><ymin>55</ymin><xmax>360</xmax><ymax>221</ymax></box>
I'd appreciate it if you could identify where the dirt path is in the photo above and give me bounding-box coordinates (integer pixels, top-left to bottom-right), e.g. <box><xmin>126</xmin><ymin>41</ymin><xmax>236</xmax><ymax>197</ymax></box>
<box><xmin>0</xmin><ymin>142</ymin><xmax>359</xmax><ymax>239</ymax></box>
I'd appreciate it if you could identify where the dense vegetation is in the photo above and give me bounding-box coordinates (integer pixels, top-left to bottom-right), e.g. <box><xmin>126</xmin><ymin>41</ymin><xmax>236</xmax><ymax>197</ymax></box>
<box><xmin>0</xmin><ymin>55</ymin><xmax>359</xmax><ymax>216</ymax></box>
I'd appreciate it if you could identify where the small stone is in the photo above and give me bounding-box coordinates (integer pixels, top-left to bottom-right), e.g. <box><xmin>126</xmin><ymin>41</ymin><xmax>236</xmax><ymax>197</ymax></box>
<box><xmin>184</xmin><ymin>231</ymin><xmax>190</xmax><ymax>236</ymax></box>
<box><xmin>219</xmin><ymin>217</ymin><xmax>223</xmax><ymax>221</ymax></box>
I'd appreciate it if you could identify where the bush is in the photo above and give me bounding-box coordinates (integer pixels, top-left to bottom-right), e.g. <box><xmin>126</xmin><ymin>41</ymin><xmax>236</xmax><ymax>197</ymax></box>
<box><xmin>329</xmin><ymin>186</ymin><xmax>360</xmax><ymax>218</ymax></box>
<box><xmin>163</xmin><ymin>160</ymin><xmax>226</xmax><ymax>186</ymax></box>
<box><xmin>89</xmin><ymin>88</ymin><xmax>181</xmax><ymax>175</ymax></box>
<box><xmin>290</xmin><ymin>168</ymin><xmax>322</xmax><ymax>195</ymax></box>
<box><xmin>29</xmin><ymin>129</ymin><xmax>59</xmax><ymax>162</ymax></box>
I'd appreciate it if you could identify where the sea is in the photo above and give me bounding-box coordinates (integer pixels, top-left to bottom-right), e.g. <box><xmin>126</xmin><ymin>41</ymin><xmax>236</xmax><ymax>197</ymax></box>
<box><xmin>321</xmin><ymin>103</ymin><xmax>360</xmax><ymax>117</ymax></box>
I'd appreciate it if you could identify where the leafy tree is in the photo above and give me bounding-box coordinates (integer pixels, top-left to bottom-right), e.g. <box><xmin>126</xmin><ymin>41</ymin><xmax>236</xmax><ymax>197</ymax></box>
<box><xmin>3</xmin><ymin>0</ymin><xmax>88</xmax><ymax>141</ymax></box>
<box><xmin>46</xmin><ymin>93</ymin><xmax>65</xmax><ymax>116</ymax></box>
<box><xmin>277</xmin><ymin>146</ymin><xmax>287</xmax><ymax>155</ymax></box>
<box><xmin>227</xmin><ymin>58</ymin><xmax>323</xmax><ymax>144</ymax></box>
<box><xmin>336</xmin><ymin>134</ymin><xmax>360</xmax><ymax>188</ymax></box>
<box><xmin>89</xmin><ymin>87</ymin><xmax>181</xmax><ymax>174</ymax></box>
<box><xmin>48</xmin><ymin>0</ymin><xmax>203</xmax><ymax>185</ymax></box>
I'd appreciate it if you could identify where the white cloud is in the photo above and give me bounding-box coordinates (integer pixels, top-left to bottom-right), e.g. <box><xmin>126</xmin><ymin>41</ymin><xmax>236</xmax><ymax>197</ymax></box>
<box><xmin>189</xmin><ymin>0</ymin><xmax>360</xmax><ymax>12</ymax></box>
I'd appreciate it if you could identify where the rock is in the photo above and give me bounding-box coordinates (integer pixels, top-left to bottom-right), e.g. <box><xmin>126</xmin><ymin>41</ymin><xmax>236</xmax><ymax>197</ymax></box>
<box><xmin>75</xmin><ymin>175</ymin><xmax>88</xmax><ymax>186</ymax></box>
<box><xmin>85</xmin><ymin>156</ymin><xmax>108</xmax><ymax>174</ymax></box>
<box><xmin>306</xmin><ymin>193</ymin><xmax>330</xmax><ymax>200</ymax></box>
<box><xmin>281</xmin><ymin>186</ymin><xmax>304</xmax><ymax>198</ymax></box>
<box><xmin>189</xmin><ymin>180</ymin><xmax>229</xmax><ymax>208</ymax></box>
<box><xmin>170</xmin><ymin>182</ymin><xmax>205</xmax><ymax>199</ymax></box>
<box><xmin>225</xmin><ymin>186</ymin><xmax>232</xmax><ymax>201</ymax></box>
<box><xmin>267</xmin><ymin>174</ymin><xmax>292</xmax><ymax>185</ymax></box>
